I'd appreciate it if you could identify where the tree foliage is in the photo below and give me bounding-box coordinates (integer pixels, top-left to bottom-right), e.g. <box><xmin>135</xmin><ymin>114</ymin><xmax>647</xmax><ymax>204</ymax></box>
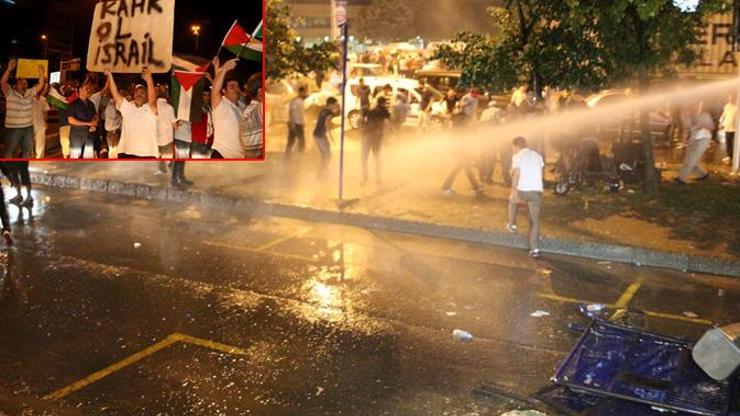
<box><xmin>354</xmin><ymin>0</ymin><xmax>416</xmax><ymax>42</ymax></box>
<box><xmin>265</xmin><ymin>0</ymin><xmax>340</xmax><ymax>80</ymax></box>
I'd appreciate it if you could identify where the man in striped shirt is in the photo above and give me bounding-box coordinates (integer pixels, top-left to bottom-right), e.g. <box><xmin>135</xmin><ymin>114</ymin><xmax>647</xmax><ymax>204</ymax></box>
<box><xmin>2</xmin><ymin>59</ymin><xmax>47</xmax><ymax>158</ymax></box>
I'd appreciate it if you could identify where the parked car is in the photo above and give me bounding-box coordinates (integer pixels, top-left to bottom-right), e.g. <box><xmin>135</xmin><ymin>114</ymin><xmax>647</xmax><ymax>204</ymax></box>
<box><xmin>416</xmin><ymin>69</ymin><xmax>461</xmax><ymax>95</ymax></box>
<box><xmin>586</xmin><ymin>90</ymin><xmax>672</xmax><ymax>143</ymax></box>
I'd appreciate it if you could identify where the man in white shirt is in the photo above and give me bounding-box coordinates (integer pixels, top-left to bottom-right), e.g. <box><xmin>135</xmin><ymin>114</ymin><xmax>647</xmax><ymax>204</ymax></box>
<box><xmin>210</xmin><ymin>57</ymin><xmax>245</xmax><ymax>159</ymax></box>
<box><xmin>507</xmin><ymin>136</ymin><xmax>545</xmax><ymax>258</ymax></box>
<box><xmin>719</xmin><ymin>93</ymin><xmax>737</xmax><ymax>164</ymax></box>
<box><xmin>286</xmin><ymin>85</ymin><xmax>308</xmax><ymax>157</ymax></box>
<box><xmin>32</xmin><ymin>84</ymin><xmax>50</xmax><ymax>158</ymax></box>
<box><xmin>105</xmin><ymin>67</ymin><xmax>159</xmax><ymax>158</ymax></box>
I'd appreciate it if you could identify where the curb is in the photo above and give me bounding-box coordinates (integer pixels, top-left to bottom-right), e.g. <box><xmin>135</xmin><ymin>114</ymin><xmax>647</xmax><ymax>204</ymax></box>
<box><xmin>30</xmin><ymin>172</ymin><xmax>740</xmax><ymax>278</ymax></box>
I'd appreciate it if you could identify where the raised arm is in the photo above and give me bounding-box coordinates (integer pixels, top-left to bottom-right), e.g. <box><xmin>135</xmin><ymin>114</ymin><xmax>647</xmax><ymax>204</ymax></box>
<box><xmin>34</xmin><ymin>64</ymin><xmax>47</xmax><ymax>97</ymax></box>
<box><xmin>104</xmin><ymin>69</ymin><xmax>123</xmax><ymax>108</ymax></box>
<box><xmin>142</xmin><ymin>67</ymin><xmax>157</xmax><ymax>114</ymax></box>
<box><xmin>210</xmin><ymin>56</ymin><xmax>238</xmax><ymax>110</ymax></box>
<box><xmin>1</xmin><ymin>60</ymin><xmax>16</xmax><ymax>96</ymax></box>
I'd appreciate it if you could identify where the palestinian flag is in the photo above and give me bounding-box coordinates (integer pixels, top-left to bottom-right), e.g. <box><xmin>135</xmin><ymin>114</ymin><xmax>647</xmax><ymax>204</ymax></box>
<box><xmin>47</xmin><ymin>86</ymin><xmax>72</xmax><ymax>110</ymax></box>
<box><xmin>222</xmin><ymin>20</ymin><xmax>263</xmax><ymax>62</ymax></box>
<box><xmin>171</xmin><ymin>70</ymin><xmax>208</xmax><ymax>122</ymax></box>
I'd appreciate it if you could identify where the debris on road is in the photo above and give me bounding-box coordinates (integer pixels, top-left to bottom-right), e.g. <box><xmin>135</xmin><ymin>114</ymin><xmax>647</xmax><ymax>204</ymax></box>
<box><xmin>499</xmin><ymin>410</ymin><xmax>548</xmax><ymax>416</ymax></box>
<box><xmin>133</xmin><ymin>242</ymin><xmax>142</xmax><ymax>249</ymax></box>
<box><xmin>452</xmin><ymin>329</ymin><xmax>474</xmax><ymax>343</ymax></box>
<box><xmin>446</xmin><ymin>311</ymin><xmax>457</xmax><ymax>317</ymax></box>
<box><xmin>683</xmin><ymin>311</ymin><xmax>698</xmax><ymax>318</ymax></box>
<box><xmin>530</xmin><ymin>310</ymin><xmax>550</xmax><ymax>318</ymax></box>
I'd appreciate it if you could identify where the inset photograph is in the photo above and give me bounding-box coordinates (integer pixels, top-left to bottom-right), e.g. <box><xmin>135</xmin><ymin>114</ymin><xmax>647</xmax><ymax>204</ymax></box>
<box><xmin>0</xmin><ymin>0</ymin><xmax>264</xmax><ymax>160</ymax></box>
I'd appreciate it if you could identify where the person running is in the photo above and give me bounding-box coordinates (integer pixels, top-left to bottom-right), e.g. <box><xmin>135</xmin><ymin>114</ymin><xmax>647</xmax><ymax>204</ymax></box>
<box><xmin>676</xmin><ymin>102</ymin><xmax>714</xmax><ymax>184</ymax></box>
<box><xmin>0</xmin><ymin>163</ymin><xmax>13</xmax><ymax>246</ymax></box>
<box><xmin>66</xmin><ymin>83</ymin><xmax>98</xmax><ymax>159</ymax></box>
<box><xmin>286</xmin><ymin>85</ymin><xmax>308</xmax><ymax>158</ymax></box>
<box><xmin>104</xmin><ymin>67</ymin><xmax>159</xmax><ymax>158</ymax></box>
<box><xmin>313</xmin><ymin>97</ymin><xmax>340</xmax><ymax>178</ymax></box>
<box><xmin>361</xmin><ymin>96</ymin><xmax>391</xmax><ymax>184</ymax></box>
<box><xmin>1</xmin><ymin>60</ymin><xmax>47</xmax><ymax>158</ymax></box>
<box><xmin>210</xmin><ymin>57</ymin><xmax>245</xmax><ymax>159</ymax></box>
<box><xmin>507</xmin><ymin>136</ymin><xmax>545</xmax><ymax>259</ymax></box>
<box><xmin>719</xmin><ymin>93</ymin><xmax>737</xmax><ymax>165</ymax></box>
<box><xmin>417</xmin><ymin>80</ymin><xmax>434</xmax><ymax>131</ymax></box>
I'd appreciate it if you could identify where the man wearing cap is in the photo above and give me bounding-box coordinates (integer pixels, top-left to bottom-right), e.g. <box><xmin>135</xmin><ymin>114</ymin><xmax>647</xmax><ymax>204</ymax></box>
<box><xmin>104</xmin><ymin>67</ymin><xmax>159</xmax><ymax>158</ymax></box>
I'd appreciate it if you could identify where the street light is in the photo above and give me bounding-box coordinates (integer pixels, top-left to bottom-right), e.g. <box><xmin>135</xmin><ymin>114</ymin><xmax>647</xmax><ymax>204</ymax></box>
<box><xmin>191</xmin><ymin>24</ymin><xmax>201</xmax><ymax>55</ymax></box>
<box><xmin>41</xmin><ymin>33</ymin><xmax>48</xmax><ymax>57</ymax></box>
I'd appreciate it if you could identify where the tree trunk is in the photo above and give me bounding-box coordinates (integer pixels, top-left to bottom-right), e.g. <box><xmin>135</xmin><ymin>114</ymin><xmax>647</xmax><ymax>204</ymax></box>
<box><xmin>638</xmin><ymin>68</ymin><xmax>659</xmax><ymax>194</ymax></box>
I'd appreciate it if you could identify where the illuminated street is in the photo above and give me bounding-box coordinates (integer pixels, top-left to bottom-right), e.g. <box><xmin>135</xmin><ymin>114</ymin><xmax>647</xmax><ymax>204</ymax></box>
<box><xmin>0</xmin><ymin>186</ymin><xmax>737</xmax><ymax>414</ymax></box>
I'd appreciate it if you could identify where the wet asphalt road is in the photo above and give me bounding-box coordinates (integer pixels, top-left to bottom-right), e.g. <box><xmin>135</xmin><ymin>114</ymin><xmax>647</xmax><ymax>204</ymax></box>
<box><xmin>0</xmin><ymin>186</ymin><xmax>738</xmax><ymax>415</ymax></box>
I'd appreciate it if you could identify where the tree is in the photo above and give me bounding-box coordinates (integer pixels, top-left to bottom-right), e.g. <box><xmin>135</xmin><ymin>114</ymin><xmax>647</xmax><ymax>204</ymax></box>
<box><xmin>354</xmin><ymin>0</ymin><xmax>416</xmax><ymax>42</ymax></box>
<box><xmin>265</xmin><ymin>0</ymin><xmax>298</xmax><ymax>80</ymax></box>
<box><xmin>265</xmin><ymin>0</ymin><xmax>340</xmax><ymax>80</ymax></box>
<box><xmin>433</xmin><ymin>0</ymin><xmax>610</xmax><ymax>97</ymax></box>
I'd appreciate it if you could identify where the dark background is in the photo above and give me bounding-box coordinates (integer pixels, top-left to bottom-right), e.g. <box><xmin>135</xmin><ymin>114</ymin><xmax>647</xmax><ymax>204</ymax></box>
<box><xmin>0</xmin><ymin>0</ymin><xmax>262</xmax><ymax>80</ymax></box>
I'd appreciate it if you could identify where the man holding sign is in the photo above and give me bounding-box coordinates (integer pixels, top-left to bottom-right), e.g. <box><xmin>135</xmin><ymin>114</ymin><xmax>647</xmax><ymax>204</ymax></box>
<box><xmin>105</xmin><ymin>67</ymin><xmax>159</xmax><ymax>158</ymax></box>
<box><xmin>1</xmin><ymin>60</ymin><xmax>47</xmax><ymax>158</ymax></box>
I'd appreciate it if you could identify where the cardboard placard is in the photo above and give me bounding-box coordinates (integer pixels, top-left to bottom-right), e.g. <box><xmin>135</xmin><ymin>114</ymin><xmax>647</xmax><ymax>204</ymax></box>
<box><xmin>16</xmin><ymin>59</ymin><xmax>48</xmax><ymax>79</ymax></box>
<box><xmin>86</xmin><ymin>0</ymin><xmax>175</xmax><ymax>73</ymax></box>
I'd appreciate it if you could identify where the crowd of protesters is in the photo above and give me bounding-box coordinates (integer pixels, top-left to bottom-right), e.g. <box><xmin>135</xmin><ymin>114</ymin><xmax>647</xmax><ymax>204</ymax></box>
<box><xmin>1</xmin><ymin>58</ymin><xmax>263</xmax><ymax>162</ymax></box>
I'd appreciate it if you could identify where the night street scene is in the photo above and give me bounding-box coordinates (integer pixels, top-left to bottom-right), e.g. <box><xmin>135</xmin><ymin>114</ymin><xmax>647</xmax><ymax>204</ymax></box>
<box><xmin>0</xmin><ymin>0</ymin><xmax>739</xmax><ymax>415</ymax></box>
<box><xmin>0</xmin><ymin>0</ymin><xmax>263</xmax><ymax>160</ymax></box>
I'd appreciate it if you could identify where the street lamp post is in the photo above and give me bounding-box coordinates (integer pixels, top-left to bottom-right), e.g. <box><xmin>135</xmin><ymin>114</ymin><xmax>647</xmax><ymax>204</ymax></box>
<box><xmin>191</xmin><ymin>24</ymin><xmax>201</xmax><ymax>55</ymax></box>
<box><xmin>41</xmin><ymin>34</ymin><xmax>48</xmax><ymax>58</ymax></box>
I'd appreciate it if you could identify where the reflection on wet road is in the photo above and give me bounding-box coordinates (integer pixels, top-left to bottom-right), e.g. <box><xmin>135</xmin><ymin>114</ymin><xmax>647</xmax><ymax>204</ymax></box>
<box><xmin>0</xmin><ymin>186</ymin><xmax>738</xmax><ymax>415</ymax></box>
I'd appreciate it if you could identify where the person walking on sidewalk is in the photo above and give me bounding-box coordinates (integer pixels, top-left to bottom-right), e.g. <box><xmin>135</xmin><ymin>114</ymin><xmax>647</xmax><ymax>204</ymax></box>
<box><xmin>171</xmin><ymin>161</ymin><xmax>192</xmax><ymax>188</ymax></box>
<box><xmin>105</xmin><ymin>68</ymin><xmax>159</xmax><ymax>159</ymax></box>
<box><xmin>361</xmin><ymin>96</ymin><xmax>391</xmax><ymax>185</ymax></box>
<box><xmin>2</xmin><ymin>60</ymin><xmax>47</xmax><ymax>158</ymax></box>
<box><xmin>286</xmin><ymin>86</ymin><xmax>308</xmax><ymax>158</ymax></box>
<box><xmin>507</xmin><ymin>136</ymin><xmax>545</xmax><ymax>259</ymax></box>
<box><xmin>313</xmin><ymin>97</ymin><xmax>340</xmax><ymax>179</ymax></box>
<box><xmin>676</xmin><ymin>102</ymin><xmax>714</xmax><ymax>184</ymax></box>
<box><xmin>719</xmin><ymin>93</ymin><xmax>737</xmax><ymax>165</ymax></box>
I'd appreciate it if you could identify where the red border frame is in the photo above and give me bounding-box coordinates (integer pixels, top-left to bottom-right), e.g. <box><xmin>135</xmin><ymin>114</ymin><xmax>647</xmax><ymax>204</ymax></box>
<box><xmin>0</xmin><ymin>2</ymin><xmax>268</xmax><ymax>163</ymax></box>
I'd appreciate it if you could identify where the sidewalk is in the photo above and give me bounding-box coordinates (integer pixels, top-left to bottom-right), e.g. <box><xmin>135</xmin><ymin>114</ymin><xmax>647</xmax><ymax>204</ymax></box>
<box><xmin>26</xmin><ymin>139</ymin><xmax>740</xmax><ymax>277</ymax></box>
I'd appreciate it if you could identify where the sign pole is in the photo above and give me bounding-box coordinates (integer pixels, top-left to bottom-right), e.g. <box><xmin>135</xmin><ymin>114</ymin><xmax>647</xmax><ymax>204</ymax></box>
<box><xmin>338</xmin><ymin>22</ymin><xmax>349</xmax><ymax>202</ymax></box>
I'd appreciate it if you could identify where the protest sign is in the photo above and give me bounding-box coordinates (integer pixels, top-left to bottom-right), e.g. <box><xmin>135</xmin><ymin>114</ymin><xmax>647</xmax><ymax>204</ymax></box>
<box><xmin>16</xmin><ymin>59</ymin><xmax>48</xmax><ymax>79</ymax></box>
<box><xmin>86</xmin><ymin>0</ymin><xmax>175</xmax><ymax>73</ymax></box>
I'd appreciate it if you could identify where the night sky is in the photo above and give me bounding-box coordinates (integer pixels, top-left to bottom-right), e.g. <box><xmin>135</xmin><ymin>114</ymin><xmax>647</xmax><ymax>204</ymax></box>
<box><xmin>0</xmin><ymin>0</ymin><xmax>262</xmax><ymax>78</ymax></box>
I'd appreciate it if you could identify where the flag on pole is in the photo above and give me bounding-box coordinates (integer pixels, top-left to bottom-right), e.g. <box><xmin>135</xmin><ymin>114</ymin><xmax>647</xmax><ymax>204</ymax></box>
<box><xmin>221</xmin><ymin>20</ymin><xmax>263</xmax><ymax>62</ymax></box>
<box><xmin>171</xmin><ymin>71</ymin><xmax>207</xmax><ymax>122</ymax></box>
